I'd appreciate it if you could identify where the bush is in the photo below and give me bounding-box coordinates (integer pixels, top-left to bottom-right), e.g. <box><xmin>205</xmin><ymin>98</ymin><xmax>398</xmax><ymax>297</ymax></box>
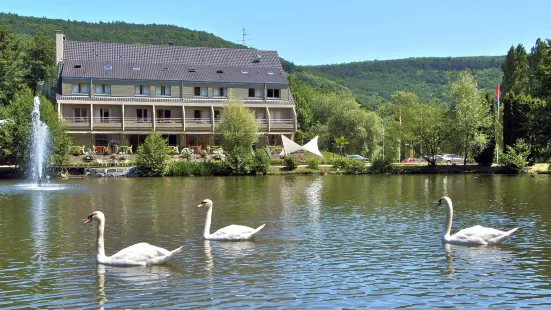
<box><xmin>473</xmin><ymin>138</ymin><xmax>495</xmax><ymax>167</ymax></box>
<box><xmin>501</xmin><ymin>139</ymin><xmax>530</xmax><ymax>173</ymax></box>
<box><xmin>283</xmin><ymin>155</ymin><xmax>298</xmax><ymax>170</ymax></box>
<box><xmin>331</xmin><ymin>157</ymin><xmax>349</xmax><ymax>170</ymax></box>
<box><xmin>224</xmin><ymin>147</ymin><xmax>254</xmax><ymax>175</ymax></box>
<box><xmin>166</xmin><ymin>161</ymin><xmax>222</xmax><ymax>176</ymax></box>
<box><xmin>307</xmin><ymin>157</ymin><xmax>320</xmax><ymax>169</ymax></box>
<box><xmin>345</xmin><ymin>159</ymin><xmax>367</xmax><ymax>174</ymax></box>
<box><xmin>252</xmin><ymin>150</ymin><xmax>270</xmax><ymax>175</ymax></box>
<box><xmin>135</xmin><ymin>132</ymin><xmax>169</xmax><ymax>176</ymax></box>
<box><xmin>370</xmin><ymin>157</ymin><xmax>394</xmax><ymax>173</ymax></box>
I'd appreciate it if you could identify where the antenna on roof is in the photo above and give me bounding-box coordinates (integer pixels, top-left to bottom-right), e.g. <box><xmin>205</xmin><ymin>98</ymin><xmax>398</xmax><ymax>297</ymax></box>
<box><xmin>239</xmin><ymin>28</ymin><xmax>251</xmax><ymax>47</ymax></box>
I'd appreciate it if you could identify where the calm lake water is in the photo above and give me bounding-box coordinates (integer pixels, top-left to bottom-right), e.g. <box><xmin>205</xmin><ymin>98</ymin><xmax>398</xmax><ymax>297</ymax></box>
<box><xmin>0</xmin><ymin>175</ymin><xmax>550</xmax><ymax>309</ymax></box>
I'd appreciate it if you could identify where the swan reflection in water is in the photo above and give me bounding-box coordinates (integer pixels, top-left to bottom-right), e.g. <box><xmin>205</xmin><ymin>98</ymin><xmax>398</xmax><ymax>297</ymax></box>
<box><xmin>95</xmin><ymin>263</ymin><xmax>174</xmax><ymax>308</ymax></box>
<box><xmin>441</xmin><ymin>243</ymin><xmax>516</xmax><ymax>276</ymax></box>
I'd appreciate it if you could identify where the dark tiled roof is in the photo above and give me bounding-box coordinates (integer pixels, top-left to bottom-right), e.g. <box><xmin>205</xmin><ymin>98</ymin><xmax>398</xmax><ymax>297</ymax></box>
<box><xmin>61</xmin><ymin>40</ymin><xmax>288</xmax><ymax>85</ymax></box>
<box><xmin>56</xmin><ymin>95</ymin><xmax>295</xmax><ymax>105</ymax></box>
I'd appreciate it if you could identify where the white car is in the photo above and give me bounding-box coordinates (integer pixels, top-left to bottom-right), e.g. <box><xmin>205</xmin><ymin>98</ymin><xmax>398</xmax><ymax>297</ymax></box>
<box><xmin>441</xmin><ymin>154</ymin><xmax>465</xmax><ymax>165</ymax></box>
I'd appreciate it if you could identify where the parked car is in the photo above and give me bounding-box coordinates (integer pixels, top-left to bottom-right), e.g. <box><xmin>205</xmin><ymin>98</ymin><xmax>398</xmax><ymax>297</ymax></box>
<box><xmin>347</xmin><ymin>154</ymin><xmax>369</xmax><ymax>162</ymax></box>
<box><xmin>401</xmin><ymin>157</ymin><xmax>419</xmax><ymax>163</ymax></box>
<box><xmin>441</xmin><ymin>154</ymin><xmax>466</xmax><ymax>165</ymax></box>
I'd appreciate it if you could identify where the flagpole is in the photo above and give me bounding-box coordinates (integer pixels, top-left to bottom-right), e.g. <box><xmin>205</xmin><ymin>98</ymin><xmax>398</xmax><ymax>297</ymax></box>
<box><xmin>496</xmin><ymin>84</ymin><xmax>500</xmax><ymax>164</ymax></box>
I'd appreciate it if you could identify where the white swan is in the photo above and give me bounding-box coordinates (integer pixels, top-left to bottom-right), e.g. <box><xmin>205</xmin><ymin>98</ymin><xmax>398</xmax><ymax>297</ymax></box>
<box><xmin>84</xmin><ymin>211</ymin><xmax>183</xmax><ymax>266</ymax></box>
<box><xmin>198</xmin><ymin>199</ymin><xmax>265</xmax><ymax>241</ymax></box>
<box><xmin>437</xmin><ymin>196</ymin><xmax>519</xmax><ymax>245</ymax></box>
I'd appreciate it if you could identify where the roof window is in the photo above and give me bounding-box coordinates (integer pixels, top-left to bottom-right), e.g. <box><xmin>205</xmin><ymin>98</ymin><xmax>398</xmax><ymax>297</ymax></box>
<box><xmin>74</xmin><ymin>64</ymin><xmax>82</xmax><ymax>69</ymax></box>
<box><xmin>162</xmin><ymin>67</ymin><xmax>169</xmax><ymax>71</ymax></box>
<box><xmin>188</xmin><ymin>69</ymin><xmax>196</xmax><ymax>73</ymax></box>
<box><xmin>267</xmin><ymin>71</ymin><xmax>274</xmax><ymax>75</ymax></box>
<box><xmin>104</xmin><ymin>65</ymin><xmax>112</xmax><ymax>70</ymax></box>
<box><xmin>241</xmin><ymin>70</ymin><xmax>249</xmax><ymax>74</ymax></box>
<box><xmin>132</xmin><ymin>66</ymin><xmax>141</xmax><ymax>71</ymax></box>
<box><xmin>216</xmin><ymin>70</ymin><xmax>224</xmax><ymax>74</ymax></box>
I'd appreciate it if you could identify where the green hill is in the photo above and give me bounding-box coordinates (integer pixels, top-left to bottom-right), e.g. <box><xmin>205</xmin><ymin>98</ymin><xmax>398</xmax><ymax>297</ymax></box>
<box><xmin>294</xmin><ymin>56</ymin><xmax>504</xmax><ymax>108</ymax></box>
<box><xmin>0</xmin><ymin>12</ymin><xmax>245</xmax><ymax>48</ymax></box>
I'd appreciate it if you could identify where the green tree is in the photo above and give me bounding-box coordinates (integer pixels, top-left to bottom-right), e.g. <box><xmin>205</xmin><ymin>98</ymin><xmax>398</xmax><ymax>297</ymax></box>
<box><xmin>135</xmin><ymin>131</ymin><xmax>169</xmax><ymax>176</ymax></box>
<box><xmin>400</xmin><ymin>99</ymin><xmax>451</xmax><ymax>166</ymax></box>
<box><xmin>24</xmin><ymin>31</ymin><xmax>56</xmax><ymax>95</ymax></box>
<box><xmin>529</xmin><ymin>38</ymin><xmax>551</xmax><ymax>99</ymax></box>
<box><xmin>0</xmin><ymin>87</ymin><xmax>71</xmax><ymax>175</ymax></box>
<box><xmin>449</xmin><ymin>71</ymin><xmax>491</xmax><ymax>165</ymax></box>
<box><xmin>328</xmin><ymin>110</ymin><xmax>381</xmax><ymax>158</ymax></box>
<box><xmin>216</xmin><ymin>99</ymin><xmax>260</xmax><ymax>154</ymax></box>
<box><xmin>501</xmin><ymin>45</ymin><xmax>529</xmax><ymax>95</ymax></box>
<box><xmin>0</xmin><ymin>26</ymin><xmax>24</xmax><ymax>105</ymax></box>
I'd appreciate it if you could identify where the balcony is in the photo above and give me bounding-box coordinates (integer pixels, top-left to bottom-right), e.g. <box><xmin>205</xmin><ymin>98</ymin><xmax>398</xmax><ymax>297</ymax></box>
<box><xmin>256</xmin><ymin>118</ymin><xmax>268</xmax><ymax>130</ymax></box>
<box><xmin>124</xmin><ymin>117</ymin><xmax>153</xmax><ymax>129</ymax></box>
<box><xmin>156</xmin><ymin>118</ymin><xmax>183</xmax><ymax>129</ymax></box>
<box><xmin>64</xmin><ymin>117</ymin><xmax>90</xmax><ymax>129</ymax></box>
<box><xmin>93</xmin><ymin>117</ymin><xmax>122</xmax><ymax>129</ymax></box>
<box><xmin>185</xmin><ymin>118</ymin><xmax>212</xmax><ymax>131</ymax></box>
<box><xmin>270</xmin><ymin>119</ymin><xmax>294</xmax><ymax>130</ymax></box>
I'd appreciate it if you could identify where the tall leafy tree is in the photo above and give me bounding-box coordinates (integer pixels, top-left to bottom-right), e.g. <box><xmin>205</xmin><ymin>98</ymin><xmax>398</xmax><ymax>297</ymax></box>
<box><xmin>216</xmin><ymin>99</ymin><xmax>259</xmax><ymax>154</ymax></box>
<box><xmin>449</xmin><ymin>71</ymin><xmax>491</xmax><ymax>165</ymax></box>
<box><xmin>24</xmin><ymin>31</ymin><xmax>56</xmax><ymax>95</ymax></box>
<box><xmin>501</xmin><ymin>45</ymin><xmax>529</xmax><ymax>95</ymax></box>
<box><xmin>400</xmin><ymin>99</ymin><xmax>451</xmax><ymax>166</ymax></box>
<box><xmin>0</xmin><ymin>26</ymin><xmax>24</xmax><ymax>105</ymax></box>
<box><xmin>529</xmin><ymin>38</ymin><xmax>551</xmax><ymax>99</ymax></box>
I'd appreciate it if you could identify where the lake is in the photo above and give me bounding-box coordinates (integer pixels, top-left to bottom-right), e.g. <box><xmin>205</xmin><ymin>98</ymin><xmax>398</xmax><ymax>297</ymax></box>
<box><xmin>0</xmin><ymin>175</ymin><xmax>550</xmax><ymax>309</ymax></box>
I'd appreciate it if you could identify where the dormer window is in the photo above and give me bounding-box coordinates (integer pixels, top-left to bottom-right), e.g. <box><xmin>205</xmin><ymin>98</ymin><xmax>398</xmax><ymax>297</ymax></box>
<box><xmin>213</xmin><ymin>87</ymin><xmax>227</xmax><ymax>97</ymax></box>
<box><xmin>135</xmin><ymin>85</ymin><xmax>150</xmax><ymax>96</ymax></box>
<box><xmin>95</xmin><ymin>84</ymin><xmax>111</xmax><ymax>95</ymax></box>
<box><xmin>194</xmin><ymin>87</ymin><xmax>208</xmax><ymax>97</ymax></box>
<box><xmin>155</xmin><ymin>86</ymin><xmax>171</xmax><ymax>96</ymax></box>
<box><xmin>248</xmin><ymin>88</ymin><xmax>263</xmax><ymax>98</ymax></box>
<box><xmin>72</xmin><ymin>83</ymin><xmax>89</xmax><ymax>95</ymax></box>
<box><xmin>267</xmin><ymin>89</ymin><xmax>280</xmax><ymax>99</ymax></box>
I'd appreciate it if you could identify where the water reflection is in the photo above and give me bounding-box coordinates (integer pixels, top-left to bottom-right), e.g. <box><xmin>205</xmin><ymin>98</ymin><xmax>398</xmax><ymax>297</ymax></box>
<box><xmin>96</xmin><ymin>265</ymin><xmax>107</xmax><ymax>308</ymax></box>
<box><xmin>30</xmin><ymin>190</ymin><xmax>49</xmax><ymax>277</ymax></box>
<box><xmin>442</xmin><ymin>243</ymin><xmax>517</xmax><ymax>277</ymax></box>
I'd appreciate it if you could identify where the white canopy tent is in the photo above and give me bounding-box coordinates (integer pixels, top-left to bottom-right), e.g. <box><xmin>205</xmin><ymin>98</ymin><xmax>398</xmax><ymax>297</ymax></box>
<box><xmin>279</xmin><ymin>135</ymin><xmax>323</xmax><ymax>157</ymax></box>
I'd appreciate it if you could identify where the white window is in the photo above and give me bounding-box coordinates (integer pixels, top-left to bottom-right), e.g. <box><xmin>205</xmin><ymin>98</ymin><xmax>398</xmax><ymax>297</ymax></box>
<box><xmin>135</xmin><ymin>85</ymin><xmax>150</xmax><ymax>96</ymax></box>
<box><xmin>73</xmin><ymin>107</ymin><xmax>88</xmax><ymax>121</ymax></box>
<box><xmin>72</xmin><ymin>83</ymin><xmax>89</xmax><ymax>95</ymax></box>
<box><xmin>267</xmin><ymin>89</ymin><xmax>280</xmax><ymax>99</ymax></box>
<box><xmin>95</xmin><ymin>84</ymin><xmax>111</xmax><ymax>95</ymax></box>
<box><xmin>248</xmin><ymin>88</ymin><xmax>263</xmax><ymax>98</ymax></box>
<box><xmin>155</xmin><ymin>86</ymin><xmax>171</xmax><ymax>96</ymax></box>
<box><xmin>213</xmin><ymin>87</ymin><xmax>227</xmax><ymax>97</ymax></box>
<box><xmin>194</xmin><ymin>87</ymin><xmax>208</xmax><ymax>97</ymax></box>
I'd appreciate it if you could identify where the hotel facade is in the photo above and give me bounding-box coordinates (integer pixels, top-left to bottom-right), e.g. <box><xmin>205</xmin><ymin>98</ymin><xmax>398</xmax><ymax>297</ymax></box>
<box><xmin>55</xmin><ymin>31</ymin><xmax>296</xmax><ymax>152</ymax></box>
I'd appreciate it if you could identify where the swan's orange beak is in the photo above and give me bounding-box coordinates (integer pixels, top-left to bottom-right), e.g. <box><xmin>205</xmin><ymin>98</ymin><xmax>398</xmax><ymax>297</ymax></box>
<box><xmin>84</xmin><ymin>214</ymin><xmax>93</xmax><ymax>225</ymax></box>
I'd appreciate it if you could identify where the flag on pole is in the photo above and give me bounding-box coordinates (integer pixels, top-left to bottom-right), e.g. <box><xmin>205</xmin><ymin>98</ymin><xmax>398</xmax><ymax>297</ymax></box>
<box><xmin>495</xmin><ymin>84</ymin><xmax>500</xmax><ymax>99</ymax></box>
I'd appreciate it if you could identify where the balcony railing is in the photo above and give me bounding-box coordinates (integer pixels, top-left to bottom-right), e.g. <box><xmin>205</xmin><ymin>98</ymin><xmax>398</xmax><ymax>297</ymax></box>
<box><xmin>64</xmin><ymin>116</ymin><xmax>90</xmax><ymax>129</ymax></box>
<box><xmin>124</xmin><ymin>117</ymin><xmax>153</xmax><ymax>129</ymax></box>
<box><xmin>92</xmin><ymin>117</ymin><xmax>122</xmax><ymax>129</ymax></box>
<box><xmin>156</xmin><ymin>118</ymin><xmax>183</xmax><ymax>129</ymax></box>
<box><xmin>185</xmin><ymin>118</ymin><xmax>212</xmax><ymax>124</ymax></box>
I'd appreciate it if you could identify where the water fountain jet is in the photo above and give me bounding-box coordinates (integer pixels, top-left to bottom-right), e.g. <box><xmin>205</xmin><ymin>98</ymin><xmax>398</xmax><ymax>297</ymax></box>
<box><xmin>30</xmin><ymin>96</ymin><xmax>50</xmax><ymax>186</ymax></box>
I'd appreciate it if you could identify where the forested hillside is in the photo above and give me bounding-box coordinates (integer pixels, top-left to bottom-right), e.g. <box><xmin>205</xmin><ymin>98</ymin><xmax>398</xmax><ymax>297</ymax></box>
<box><xmin>0</xmin><ymin>12</ymin><xmax>244</xmax><ymax>48</ymax></box>
<box><xmin>294</xmin><ymin>56</ymin><xmax>504</xmax><ymax>108</ymax></box>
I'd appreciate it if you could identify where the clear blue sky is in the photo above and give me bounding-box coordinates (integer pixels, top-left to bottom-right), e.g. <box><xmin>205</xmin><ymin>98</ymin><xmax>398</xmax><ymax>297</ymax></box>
<box><xmin>4</xmin><ymin>0</ymin><xmax>551</xmax><ymax>65</ymax></box>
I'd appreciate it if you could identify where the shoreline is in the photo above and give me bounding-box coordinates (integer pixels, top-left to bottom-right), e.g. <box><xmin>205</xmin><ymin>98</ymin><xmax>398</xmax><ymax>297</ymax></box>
<box><xmin>1</xmin><ymin>163</ymin><xmax>549</xmax><ymax>179</ymax></box>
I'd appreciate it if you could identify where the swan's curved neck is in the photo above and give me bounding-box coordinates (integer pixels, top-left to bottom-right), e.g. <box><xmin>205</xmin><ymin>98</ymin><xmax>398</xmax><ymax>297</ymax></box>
<box><xmin>204</xmin><ymin>206</ymin><xmax>213</xmax><ymax>239</ymax></box>
<box><xmin>96</xmin><ymin>218</ymin><xmax>106</xmax><ymax>258</ymax></box>
<box><xmin>442</xmin><ymin>201</ymin><xmax>453</xmax><ymax>240</ymax></box>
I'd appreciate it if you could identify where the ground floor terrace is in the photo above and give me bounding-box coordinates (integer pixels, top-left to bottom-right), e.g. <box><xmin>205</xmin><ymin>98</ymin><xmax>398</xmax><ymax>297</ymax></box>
<box><xmin>69</xmin><ymin>132</ymin><xmax>293</xmax><ymax>155</ymax></box>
